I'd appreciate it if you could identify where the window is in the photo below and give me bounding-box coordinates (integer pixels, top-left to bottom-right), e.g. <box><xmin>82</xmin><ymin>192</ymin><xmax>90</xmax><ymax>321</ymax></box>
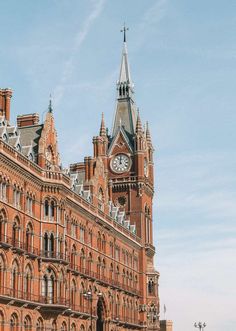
<box><xmin>102</xmin><ymin>234</ymin><xmax>106</xmax><ymax>253</ymax></box>
<box><xmin>26</xmin><ymin>195</ymin><xmax>33</xmax><ymax>215</ymax></box>
<box><xmin>11</xmin><ymin>260</ymin><xmax>19</xmax><ymax>296</ymax></box>
<box><xmin>10</xmin><ymin>313</ymin><xmax>19</xmax><ymax>331</ymax></box>
<box><xmin>148</xmin><ymin>279</ymin><xmax>155</xmax><ymax>296</ymax></box>
<box><xmin>25</xmin><ymin>223</ymin><xmax>33</xmax><ymax>253</ymax></box>
<box><xmin>12</xmin><ymin>218</ymin><xmax>20</xmax><ymax>248</ymax></box>
<box><xmin>97</xmin><ymin>232</ymin><xmax>101</xmax><ymax>250</ymax></box>
<box><xmin>0</xmin><ymin>255</ymin><xmax>5</xmax><ymax>289</ymax></box>
<box><xmin>42</xmin><ymin>268</ymin><xmax>56</xmax><ymax>304</ymax></box>
<box><xmin>0</xmin><ymin>209</ymin><xmax>6</xmax><ymax>242</ymax></box>
<box><xmin>0</xmin><ymin>181</ymin><xmax>7</xmax><ymax>201</ymax></box>
<box><xmin>24</xmin><ymin>315</ymin><xmax>32</xmax><ymax>331</ymax></box>
<box><xmin>24</xmin><ymin>265</ymin><xmax>32</xmax><ymax>300</ymax></box>
<box><xmin>36</xmin><ymin>318</ymin><xmax>44</xmax><ymax>331</ymax></box>
<box><xmin>71</xmin><ymin>245</ymin><xmax>77</xmax><ymax>268</ymax></box>
<box><xmin>13</xmin><ymin>186</ymin><xmax>22</xmax><ymax>209</ymax></box>
<box><xmin>43</xmin><ymin>233</ymin><xmax>54</xmax><ymax>258</ymax></box>
<box><xmin>80</xmin><ymin>225</ymin><xmax>85</xmax><ymax>243</ymax></box>
<box><xmin>115</xmin><ymin>246</ymin><xmax>120</xmax><ymax>261</ymax></box>
<box><xmin>71</xmin><ymin>280</ymin><xmax>76</xmax><ymax>307</ymax></box>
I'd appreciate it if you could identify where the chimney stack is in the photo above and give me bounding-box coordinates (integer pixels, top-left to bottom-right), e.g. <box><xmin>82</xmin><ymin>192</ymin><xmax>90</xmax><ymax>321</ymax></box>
<box><xmin>17</xmin><ymin>113</ymin><xmax>40</xmax><ymax>127</ymax></box>
<box><xmin>0</xmin><ymin>88</ymin><xmax>13</xmax><ymax>122</ymax></box>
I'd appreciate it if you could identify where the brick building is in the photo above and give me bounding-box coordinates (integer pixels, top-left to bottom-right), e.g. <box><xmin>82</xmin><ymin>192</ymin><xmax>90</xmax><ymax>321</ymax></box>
<box><xmin>0</xmin><ymin>32</ymin><xmax>167</xmax><ymax>331</ymax></box>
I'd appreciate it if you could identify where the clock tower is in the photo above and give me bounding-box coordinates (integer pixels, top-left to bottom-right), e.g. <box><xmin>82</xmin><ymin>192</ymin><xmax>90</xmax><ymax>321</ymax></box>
<box><xmin>99</xmin><ymin>27</ymin><xmax>159</xmax><ymax>330</ymax></box>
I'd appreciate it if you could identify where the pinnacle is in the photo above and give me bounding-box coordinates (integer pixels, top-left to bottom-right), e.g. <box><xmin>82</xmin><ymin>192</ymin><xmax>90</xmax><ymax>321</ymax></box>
<box><xmin>100</xmin><ymin>112</ymin><xmax>106</xmax><ymax>137</ymax></box>
<box><xmin>146</xmin><ymin>121</ymin><xmax>152</xmax><ymax>144</ymax></box>
<box><xmin>135</xmin><ymin>110</ymin><xmax>143</xmax><ymax>134</ymax></box>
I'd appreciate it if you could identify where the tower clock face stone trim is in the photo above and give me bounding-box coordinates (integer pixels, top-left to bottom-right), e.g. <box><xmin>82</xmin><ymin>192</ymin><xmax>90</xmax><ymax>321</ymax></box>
<box><xmin>110</xmin><ymin>153</ymin><xmax>131</xmax><ymax>173</ymax></box>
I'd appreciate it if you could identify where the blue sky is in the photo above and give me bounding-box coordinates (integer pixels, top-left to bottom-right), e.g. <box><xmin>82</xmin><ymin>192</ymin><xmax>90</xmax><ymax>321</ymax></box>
<box><xmin>0</xmin><ymin>1</ymin><xmax>236</xmax><ymax>330</ymax></box>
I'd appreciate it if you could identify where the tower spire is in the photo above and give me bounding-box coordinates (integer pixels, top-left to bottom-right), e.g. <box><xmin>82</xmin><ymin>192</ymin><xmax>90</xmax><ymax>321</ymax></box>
<box><xmin>111</xmin><ymin>25</ymin><xmax>137</xmax><ymax>138</ymax></box>
<box><xmin>48</xmin><ymin>94</ymin><xmax>53</xmax><ymax>113</ymax></box>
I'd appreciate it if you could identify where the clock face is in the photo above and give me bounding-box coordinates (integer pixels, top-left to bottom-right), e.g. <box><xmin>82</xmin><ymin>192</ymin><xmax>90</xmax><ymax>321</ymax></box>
<box><xmin>111</xmin><ymin>154</ymin><xmax>131</xmax><ymax>173</ymax></box>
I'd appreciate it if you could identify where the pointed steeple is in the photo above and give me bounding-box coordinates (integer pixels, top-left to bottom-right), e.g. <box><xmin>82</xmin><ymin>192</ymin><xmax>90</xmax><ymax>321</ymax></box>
<box><xmin>100</xmin><ymin>112</ymin><xmax>106</xmax><ymax>137</ymax></box>
<box><xmin>136</xmin><ymin>110</ymin><xmax>142</xmax><ymax>134</ymax></box>
<box><xmin>146</xmin><ymin>122</ymin><xmax>152</xmax><ymax>145</ymax></box>
<box><xmin>111</xmin><ymin>25</ymin><xmax>138</xmax><ymax>138</ymax></box>
<box><xmin>48</xmin><ymin>94</ymin><xmax>53</xmax><ymax>113</ymax></box>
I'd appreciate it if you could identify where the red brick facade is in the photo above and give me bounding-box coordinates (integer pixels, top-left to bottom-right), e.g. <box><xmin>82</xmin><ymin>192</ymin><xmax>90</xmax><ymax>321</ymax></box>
<box><xmin>0</xmin><ymin>38</ymin><xmax>160</xmax><ymax>331</ymax></box>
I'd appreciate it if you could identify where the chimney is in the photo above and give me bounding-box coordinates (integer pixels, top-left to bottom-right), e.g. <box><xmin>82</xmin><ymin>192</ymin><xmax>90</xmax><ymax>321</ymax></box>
<box><xmin>0</xmin><ymin>88</ymin><xmax>13</xmax><ymax>121</ymax></box>
<box><xmin>17</xmin><ymin>113</ymin><xmax>40</xmax><ymax>127</ymax></box>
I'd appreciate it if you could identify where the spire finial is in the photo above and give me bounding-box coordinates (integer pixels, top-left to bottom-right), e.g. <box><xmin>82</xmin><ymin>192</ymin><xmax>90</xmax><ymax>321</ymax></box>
<box><xmin>120</xmin><ymin>23</ymin><xmax>129</xmax><ymax>43</ymax></box>
<box><xmin>48</xmin><ymin>94</ymin><xmax>53</xmax><ymax>113</ymax></box>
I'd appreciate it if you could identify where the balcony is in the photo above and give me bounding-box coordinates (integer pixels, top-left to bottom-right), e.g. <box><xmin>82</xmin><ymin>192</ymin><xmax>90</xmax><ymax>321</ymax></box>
<box><xmin>40</xmin><ymin>250</ymin><xmax>69</xmax><ymax>264</ymax></box>
<box><xmin>69</xmin><ymin>263</ymin><xmax>141</xmax><ymax>297</ymax></box>
<box><xmin>0</xmin><ymin>234</ymin><xmax>12</xmax><ymax>248</ymax></box>
<box><xmin>112</xmin><ymin>315</ymin><xmax>142</xmax><ymax>329</ymax></box>
<box><xmin>0</xmin><ymin>286</ymin><xmax>69</xmax><ymax>310</ymax></box>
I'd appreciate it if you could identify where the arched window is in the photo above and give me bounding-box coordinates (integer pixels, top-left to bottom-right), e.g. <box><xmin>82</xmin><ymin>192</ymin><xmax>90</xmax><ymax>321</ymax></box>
<box><xmin>97</xmin><ymin>257</ymin><xmax>101</xmax><ymax>278</ymax></box>
<box><xmin>36</xmin><ymin>318</ymin><xmax>44</xmax><ymax>331</ymax></box>
<box><xmin>87</xmin><ymin>252</ymin><xmax>92</xmax><ymax>274</ymax></box>
<box><xmin>116</xmin><ymin>295</ymin><xmax>120</xmax><ymax>318</ymax></box>
<box><xmin>50</xmin><ymin>200</ymin><xmax>55</xmax><ymax>220</ymax></box>
<box><xmin>0</xmin><ymin>255</ymin><xmax>5</xmax><ymax>289</ymax></box>
<box><xmin>71</xmin><ymin>324</ymin><xmax>76</xmax><ymax>331</ymax></box>
<box><xmin>42</xmin><ymin>268</ymin><xmax>56</xmax><ymax>304</ymax></box>
<box><xmin>11</xmin><ymin>260</ymin><xmax>19</xmax><ymax>296</ymax></box>
<box><xmin>10</xmin><ymin>313</ymin><xmax>19</xmax><ymax>331</ymax></box>
<box><xmin>24</xmin><ymin>315</ymin><xmax>32</xmax><ymax>331</ymax></box>
<box><xmin>0</xmin><ymin>209</ymin><xmax>6</xmax><ymax>241</ymax></box>
<box><xmin>61</xmin><ymin>321</ymin><xmax>67</xmax><ymax>331</ymax></box>
<box><xmin>148</xmin><ymin>279</ymin><xmax>155</xmax><ymax>295</ymax></box>
<box><xmin>80</xmin><ymin>249</ymin><xmax>85</xmax><ymax>271</ymax></box>
<box><xmin>122</xmin><ymin>269</ymin><xmax>125</xmax><ymax>285</ymax></box>
<box><xmin>109</xmin><ymin>263</ymin><xmax>113</xmax><ymax>280</ymax></box>
<box><xmin>44</xmin><ymin>200</ymin><xmax>49</xmax><ymax>218</ymax></box>
<box><xmin>71</xmin><ymin>279</ymin><xmax>76</xmax><ymax>308</ymax></box>
<box><xmin>79</xmin><ymin>283</ymin><xmax>84</xmax><ymax>306</ymax></box>
<box><xmin>24</xmin><ymin>265</ymin><xmax>32</xmax><ymax>300</ymax></box>
<box><xmin>25</xmin><ymin>223</ymin><xmax>33</xmax><ymax>253</ymax></box>
<box><xmin>101</xmin><ymin>234</ymin><xmax>106</xmax><ymax>253</ymax></box>
<box><xmin>12</xmin><ymin>217</ymin><xmax>20</xmax><ymax>247</ymax></box>
<box><xmin>80</xmin><ymin>325</ymin><xmax>85</xmax><ymax>331</ymax></box>
<box><xmin>71</xmin><ymin>245</ymin><xmax>77</xmax><ymax>269</ymax></box>
<box><xmin>97</xmin><ymin>232</ymin><xmax>101</xmax><ymax>250</ymax></box>
<box><xmin>102</xmin><ymin>259</ymin><xmax>106</xmax><ymax>277</ymax></box>
<box><xmin>43</xmin><ymin>233</ymin><xmax>54</xmax><ymax>258</ymax></box>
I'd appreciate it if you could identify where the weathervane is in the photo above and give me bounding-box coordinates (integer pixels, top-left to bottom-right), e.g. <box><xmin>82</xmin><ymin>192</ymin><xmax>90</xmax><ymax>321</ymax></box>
<box><xmin>120</xmin><ymin>23</ymin><xmax>129</xmax><ymax>42</ymax></box>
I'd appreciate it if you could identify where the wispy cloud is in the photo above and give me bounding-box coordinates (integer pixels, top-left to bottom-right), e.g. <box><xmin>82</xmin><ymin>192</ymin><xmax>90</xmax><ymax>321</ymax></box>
<box><xmin>53</xmin><ymin>0</ymin><xmax>106</xmax><ymax>107</ymax></box>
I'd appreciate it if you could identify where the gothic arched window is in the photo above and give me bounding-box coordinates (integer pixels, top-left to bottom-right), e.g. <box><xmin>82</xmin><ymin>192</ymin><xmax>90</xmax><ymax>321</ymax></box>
<box><xmin>24</xmin><ymin>315</ymin><xmax>32</xmax><ymax>331</ymax></box>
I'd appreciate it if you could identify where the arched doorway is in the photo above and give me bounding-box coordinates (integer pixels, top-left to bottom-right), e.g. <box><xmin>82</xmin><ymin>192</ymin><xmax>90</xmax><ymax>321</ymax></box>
<box><xmin>96</xmin><ymin>297</ymin><xmax>104</xmax><ymax>331</ymax></box>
